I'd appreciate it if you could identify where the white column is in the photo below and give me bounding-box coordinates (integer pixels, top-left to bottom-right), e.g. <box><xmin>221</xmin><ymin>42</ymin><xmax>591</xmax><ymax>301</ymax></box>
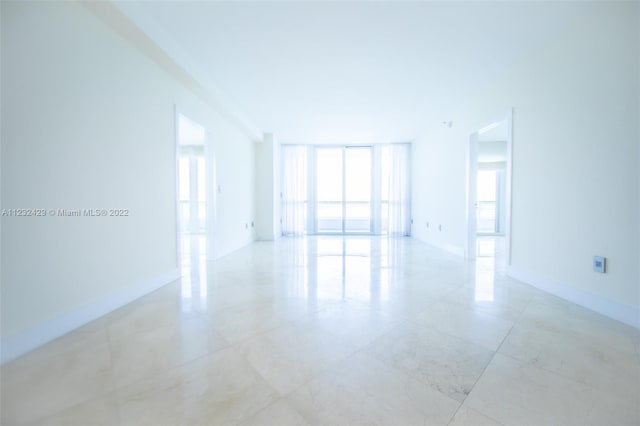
<box><xmin>255</xmin><ymin>133</ymin><xmax>279</xmax><ymax>240</ymax></box>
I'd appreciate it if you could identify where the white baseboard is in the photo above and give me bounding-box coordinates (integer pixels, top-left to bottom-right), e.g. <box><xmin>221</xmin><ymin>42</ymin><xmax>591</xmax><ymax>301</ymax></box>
<box><xmin>1</xmin><ymin>268</ymin><xmax>180</xmax><ymax>365</ymax></box>
<box><xmin>441</xmin><ymin>243</ymin><xmax>466</xmax><ymax>258</ymax></box>
<box><xmin>412</xmin><ymin>235</ymin><xmax>466</xmax><ymax>258</ymax></box>
<box><xmin>507</xmin><ymin>265</ymin><xmax>640</xmax><ymax>329</ymax></box>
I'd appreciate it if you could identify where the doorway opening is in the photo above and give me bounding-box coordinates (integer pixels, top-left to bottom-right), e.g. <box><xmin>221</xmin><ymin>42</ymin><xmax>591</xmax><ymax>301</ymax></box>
<box><xmin>467</xmin><ymin>111</ymin><xmax>512</xmax><ymax>263</ymax></box>
<box><xmin>175</xmin><ymin>111</ymin><xmax>210</xmax><ymax>308</ymax></box>
<box><xmin>176</xmin><ymin>112</ymin><xmax>207</xmax><ymax>271</ymax></box>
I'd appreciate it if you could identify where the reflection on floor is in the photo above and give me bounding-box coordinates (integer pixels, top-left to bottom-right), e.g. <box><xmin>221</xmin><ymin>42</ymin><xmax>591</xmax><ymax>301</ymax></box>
<box><xmin>2</xmin><ymin>236</ymin><xmax>639</xmax><ymax>425</ymax></box>
<box><xmin>477</xmin><ymin>235</ymin><xmax>505</xmax><ymax>259</ymax></box>
<box><xmin>180</xmin><ymin>234</ymin><xmax>208</xmax><ymax>312</ymax></box>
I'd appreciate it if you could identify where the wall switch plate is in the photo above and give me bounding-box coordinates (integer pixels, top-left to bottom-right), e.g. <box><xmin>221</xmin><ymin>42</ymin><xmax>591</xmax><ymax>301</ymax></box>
<box><xmin>593</xmin><ymin>256</ymin><xmax>606</xmax><ymax>273</ymax></box>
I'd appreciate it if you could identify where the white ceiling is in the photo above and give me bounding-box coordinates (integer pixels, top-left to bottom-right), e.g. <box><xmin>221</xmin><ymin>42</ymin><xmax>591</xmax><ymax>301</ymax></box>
<box><xmin>479</xmin><ymin>140</ymin><xmax>507</xmax><ymax>163</ymax></box>
<box><xmin>125</xmin><ymin>1</ymin><xmax>578</xmax><ymax>144</ymax></box>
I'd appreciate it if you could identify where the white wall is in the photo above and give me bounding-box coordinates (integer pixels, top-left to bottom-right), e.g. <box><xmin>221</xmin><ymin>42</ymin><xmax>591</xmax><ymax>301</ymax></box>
<box><xmin>412</xmin><ymin>128</ymin><xmax>468</xmax><ymax>256</ymax></box>
<box><xmin>412</xmin><ymin>2</ymin><xmax>640</xmax><ymax>324</ymax></box>
<box><xmin>0</xmin><ymin>1</ymin><xmax>256</xmax><ymax>360</ymax></box>
<box><xmin>210</xmin><ymin>119</ymin><xmax>256</xmax><ymax>257</ymax></box>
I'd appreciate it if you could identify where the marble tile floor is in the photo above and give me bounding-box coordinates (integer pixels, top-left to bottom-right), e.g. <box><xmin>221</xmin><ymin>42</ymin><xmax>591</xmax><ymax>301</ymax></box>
<box><xmin>1</xmin><ymin>236</ymin><xmax>639</xmax><ymax>425</ymax></box>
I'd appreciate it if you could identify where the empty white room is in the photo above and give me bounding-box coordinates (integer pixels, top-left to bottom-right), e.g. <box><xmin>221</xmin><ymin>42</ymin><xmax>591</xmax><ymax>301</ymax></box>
<box><xmin>1</xmin><ymin>1</ymin><xmax>639</xmax><ymax>425</ymax></box>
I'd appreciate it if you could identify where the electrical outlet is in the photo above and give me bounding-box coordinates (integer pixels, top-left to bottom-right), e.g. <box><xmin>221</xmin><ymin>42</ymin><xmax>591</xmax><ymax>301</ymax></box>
<box><xmin>593</xmin><ymin>256</ymin><xmax>606</xmax><ymax>273</ymax></box>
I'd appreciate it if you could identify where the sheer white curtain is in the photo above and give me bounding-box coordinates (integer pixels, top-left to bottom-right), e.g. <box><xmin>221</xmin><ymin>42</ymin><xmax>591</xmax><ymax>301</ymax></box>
<box><xmin>387</xmin><ymin>143</ymin><xmax>411</xmax><ymax>236</ymax></box>
<box><xmin>282</xmin><ymin>145</ymin><xmax>308</xmax><ymax>235</ymax></box>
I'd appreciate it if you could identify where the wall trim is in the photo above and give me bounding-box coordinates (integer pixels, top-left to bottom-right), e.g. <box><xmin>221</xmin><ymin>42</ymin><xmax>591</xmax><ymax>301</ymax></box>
<box><xmin>84</xmin><ymin>1</ymin><xmax>262</xmax><ymax>142</ymax></box>
<box><xmin>507</xmin><ymin>265</ymin><xmax>640</xmax><ymax>329</ymax></box>
<box><xmin>1</xmin><ymin>268</ymin><xmax>180</xmax><ymax>365</ymax></box>
<box><xmin>440</xmin><ymin>242</ymin><xmax>465</xmax><ymax>258</ymax></box>
<box><xmin>411</xmin><ymin>235</ymin><xmax>466</xmax><ymax>258</ymax></box>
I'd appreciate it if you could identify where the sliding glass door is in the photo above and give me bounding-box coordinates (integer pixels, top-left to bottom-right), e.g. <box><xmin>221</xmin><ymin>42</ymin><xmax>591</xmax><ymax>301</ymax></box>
<box><xmin>316</xmin><ymin>148</ymin><xmax>344</xmax><ymax>233</ymax></box>
<box><xmin>345</xmin><ymin>147</ymin><xmax>372</xmax><ymax>233</ymax></box>
<box><xmin>281</xmin><ymin>143</ymin><xmax>410</xmax><ymax>236</ymax></box>
<box><xmin>316</xmin><ymin>146</ymin><xmax>372</xmax><ymax>234</ymax></box>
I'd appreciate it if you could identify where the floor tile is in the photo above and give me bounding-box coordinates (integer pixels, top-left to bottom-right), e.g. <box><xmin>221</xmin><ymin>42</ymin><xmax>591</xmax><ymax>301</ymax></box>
<box><xmin>105</xmin><ymin>296</ymin><xmax>193</xmax><ymax>342</ymax></box>
<box><xmin>287</xmin><ymin>351</ymin><xmax>460</xmax><ymax>425</ymax></box>
<box><xmin>237</xmin><ymin>320</ymin><xmax>358</xmax><ymax>395</ymax></box>
<box><xmin>116</xmin><ymin>347</ymin><xmax>278</xmax><ymax>425</ymax></box>
<box><xmin>520</xmin><ymin>297</ymin><xmax>640</xmax><ymax>356</ymax></box>
<box><xmin>305</xmin><ymin>300</ymin><xmax>402</xmax><ymax>348</ymax></box>
<box><xmin>109</xmin><ymin>318</ymin><xmax>228</xmax><ymax>389</ymax></box>
<box><xmin>1</xmin><ymin>328</ymin><xmax>114</xmax><ymax>424</ymax></box>
<box><xmin>443</xmin><ymin>282</ymin><xmax>533</xmax><ymax>322</ymax></box>
<box><xmin>1</xmin><ymin>330</ymin><xmax>114</xmax><ymax>425</ymax></box>
<box><xmin>25</xmin><ymin>394</ymin><xmax>120</xmax><ymax>426</ymax></box>
<box><xmin>412</xmin><ymin>301</ymin><xmax>514</xmax><ymax>351</ymax></box>
<box><xmin>208</xmin><ymin>298</ymin><xmax>308</xmax><ymax>344</ymax></box>
<box><xmin>365</xmin><ymin>322</ymin><xmax>495</xmax><ymax>402</ymax></box>
<box><xmin>464</xmin><ymin>353</ymin><xmax>637</xmax><ymax>425</ymax></box>
<box><xmin>448</xmin><ymin>405</ymin><xmax>503</xmax><ymax>425</ymax></box>
<box><xmin>239</xmin><ymin>399</ymin><xmax>310</xmax><ymax>426</ymax></box>
<box><xmin>499</xmin><ymin>320</ymin><xmax>640</xmax><ymax>401</ymax></box>
<box><xmin>365</xmin><ymin>284</ymin><xmax>459</xmax><ymax>321</ymax></box>
<box><xmin>582</xmin><ymin>386</ymin><xmax>640</xmax><ymax>426</ymax></box>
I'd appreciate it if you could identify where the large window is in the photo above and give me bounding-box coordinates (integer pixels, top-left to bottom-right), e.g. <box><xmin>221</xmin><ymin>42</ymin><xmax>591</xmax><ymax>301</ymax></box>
<box><xmin>282</xmin><ymin>145</ymin><xmax>308</xmax><ymax>236</ymax></box>
<box><xmin>281</xmin><ymin>144</ymin><xmax>410</xmax><ymax>236</ymax></box>
<box><xmin>316</xmin><ymin>147</ymin><xmax>372</xmax><ymax>233</ymax></box>
<box><xmin>345</xmin><ymin>147</ymin><xmax>372</xmax><ymax>233</ymax></box>
<box><xmin>316</xmin><ymin>147</ymin><xmax>345</xmax><ymax>233</ymax></box>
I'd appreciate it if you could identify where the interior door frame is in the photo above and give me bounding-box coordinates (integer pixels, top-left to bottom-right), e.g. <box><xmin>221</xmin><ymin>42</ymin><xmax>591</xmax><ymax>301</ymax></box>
<box><xmin>175</xmin><ymin>106</ymin><xmax>216</xmax><ymax>266</ymax></box>
<box><xmin>466</xmin><ymin>109</ymin><xmax>513</xmax><ymax>263</ymax></box>
<box><xmin>466</xmin><ymin>133</ymin><xmax>479</xmax><ymax>259</ymax></box>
